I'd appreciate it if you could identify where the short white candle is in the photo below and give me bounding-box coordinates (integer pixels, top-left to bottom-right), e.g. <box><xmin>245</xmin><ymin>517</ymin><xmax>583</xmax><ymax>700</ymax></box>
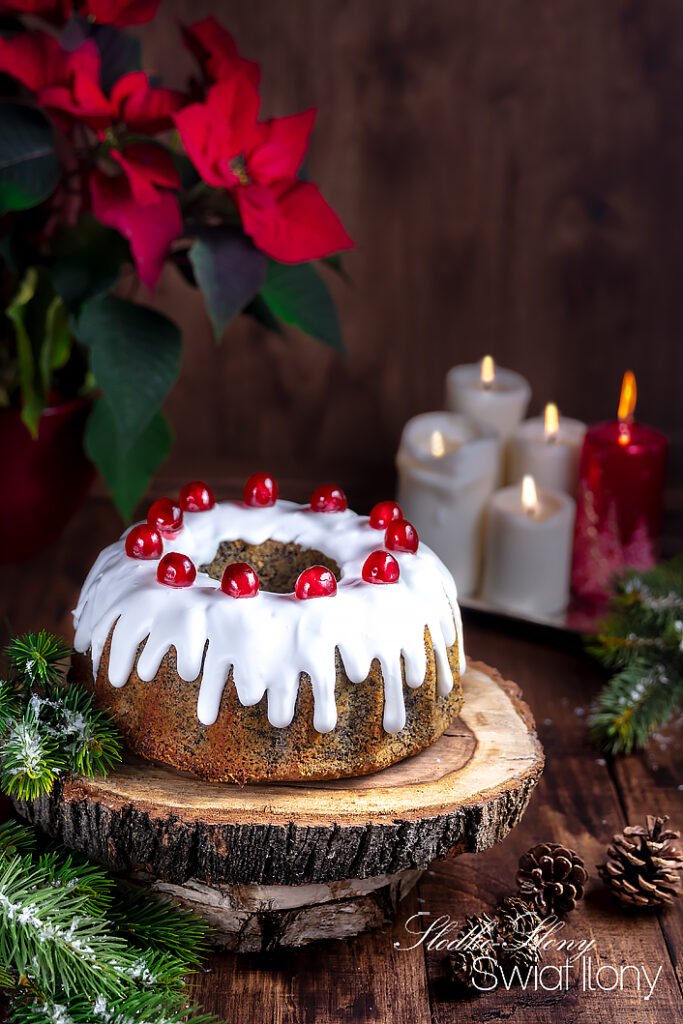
<box><xmin>482</xmin><ymin>475</ymin><xmax>576</xmax><ymax>615</ymax></box>
<box><xmin>446</xmin><ymin>356</ymin><xmax>531</xmax><ymax>441</ymax></box>
<box><xmin>507</xmin><ymin>403</ymin><xmax>586</xmax><ymax>495</ymax></box>
<box><xmin>396</xmin><ymin>412</ymin><xmax>499</xmax><ymax>597</ymax></box>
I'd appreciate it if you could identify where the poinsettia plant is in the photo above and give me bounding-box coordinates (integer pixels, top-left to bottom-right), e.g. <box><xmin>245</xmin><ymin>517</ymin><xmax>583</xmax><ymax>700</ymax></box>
<box><xmin>0</xmin><ymin>0</ymin><xmax>353</xmax><ymax>517</ymax></box>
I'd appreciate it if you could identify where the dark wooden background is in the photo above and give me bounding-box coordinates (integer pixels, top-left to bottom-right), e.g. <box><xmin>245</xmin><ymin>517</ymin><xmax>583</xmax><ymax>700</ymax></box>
<box><xmin>135</xmin><ymin>0</ymin><xmax>682</xmax><ymax>543</ymax></box>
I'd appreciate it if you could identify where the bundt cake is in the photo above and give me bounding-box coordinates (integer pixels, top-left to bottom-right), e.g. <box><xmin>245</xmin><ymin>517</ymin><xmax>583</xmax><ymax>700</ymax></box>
<box><xmin>71</xmin><ymin>475</ymin><xmax>466</xmax><ymax>782</ymax></box>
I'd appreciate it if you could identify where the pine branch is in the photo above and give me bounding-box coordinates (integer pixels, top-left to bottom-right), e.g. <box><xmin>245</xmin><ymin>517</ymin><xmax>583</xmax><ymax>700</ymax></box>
<box><xmin>0</xmin><ymin>854</ymin><xmax>137</xmax><ymax>999</ymax></box>
<box><xmin>34</xmin><ymin>852</ymin><xmax>116</xmax><ymax>918</ymax></box>
<box><xmin>121</xmin><ymin>948</ymin><xmax>191</xmax><ymax>992</ymax></box>
<box><xmin>0</xmin><ymin>680</ymin><xmax>22</xmax><ymax>724</ymax></box>
<box><xmin>10</xmin><ymin>990</ymin><xmax>219</xmax><ymax>1024</ymax></box>
<box><xmin>0</xmin><ymin>820</ymin><xmax>219</xmax><ymax>1024</ymax></box>
<box><xmin>0</xmin><ymin>710</ymin><xmax>66</xmax><ymax>801</ymax></box>
<box><xmin>109</xmin><ymin>889</ymin><xmax>212</xmax><ymax>967</ymax></box>
<box><xmin>0</xmin><ymin>965</ymin><xmax>17</xmax><ymax>990</ymax></box>
<box><xmin>589</xmin><ymin>659</ymin><xmax>683</xmax><ymax>754</ymax></box>
<box><xmin>59</xmin><ymin>689</ymin><xmax>122</xmax><ymax>779</ymax></box>
<box><xmin>587</xmin><ymin>556</ymin><xmax>683</xmax><ymax>755</ymax></box>
<box><xmin>0</xmin><ymin>630</ymin><xmax>219</xmax><ymax>1024</ymax></box>
<box><xmin>29</xmin><ymin>689</ymin><xmax>122</xmax><ymax>780</ymax></box>
<box><xmin>0</xmin><ymin>819</ymin><xmax>37</xmax><ymax>858</ymax></box>
<box><xmin>0</xmin><ymin>631</ymin><xmax>123</xmax><ymax>801</ymax></box>
<box><xmin>6</xmin><ymin>633</ymin><xmax>71</xmax><ymax>691</ymax></box>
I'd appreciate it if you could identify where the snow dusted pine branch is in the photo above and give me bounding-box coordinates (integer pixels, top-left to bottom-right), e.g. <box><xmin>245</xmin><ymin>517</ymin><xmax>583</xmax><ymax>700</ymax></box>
<box><xmin>588</xmin><ymin>556</ymin><xmax>683</xmax><ymax>754</ymax></box>
<box><xmin>0</xmin><ymin>632</ymin><xmax>122</xmax><ymax>801</ymax></box>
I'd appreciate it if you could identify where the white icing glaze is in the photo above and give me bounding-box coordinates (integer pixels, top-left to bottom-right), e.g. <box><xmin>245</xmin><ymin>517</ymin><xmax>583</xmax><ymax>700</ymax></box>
<box><xmin>73</xmin><ymin>500</ymin><xmax>466</xmax><ymax>734</ymax></box>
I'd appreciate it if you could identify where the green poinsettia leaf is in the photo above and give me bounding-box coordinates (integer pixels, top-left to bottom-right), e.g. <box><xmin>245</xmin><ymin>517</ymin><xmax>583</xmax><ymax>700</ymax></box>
<box><xmin>189</xmin><ymin>229</ymin><xmax>267</xmax><ymax>341</ymax></box>
<box><xmin>85</xmin><ymin>399</ymin><xmax>172</xmax><ymax>520</ymax></box>
<box><xmin>242</xmin><ymin>294</ymin><xmax>284</xmax><ymax>336</ymax></box>
<box><xmin>51</xmin><ymin>216</ymin><xmax>130</xmax><ymax>312</ymax></box>
<box><xmin>321</xmin><ymin>253</ymin><xmax>351</xmax><ymax>284</ymax></box>
<box><xmin>261</xmin><ymin>261</ymin><xmax>344</xmax><ymax>351</ymax></box>
<box><xmin>6</xmin><ymin>268</ymin><xmax>42</xmax><ymax>436</ymax></box>
<box><xmin>172</xmin><ymin>151</ymin><xmax>201</xmax><ymax>191</ymax></box>
<box><xmin>0</xmin><ymin>104</ymin><xmax>60</xmax><ymax>213</ymax></box>
<box><xmin>40</xmin><ymin>295</ymin><xmax>71</xmax><ymax>393</ymax></box>
<box><xmin>75</xmin><ymin>295</ymin><xmax>182</xmax><ymax>454</ymax></box>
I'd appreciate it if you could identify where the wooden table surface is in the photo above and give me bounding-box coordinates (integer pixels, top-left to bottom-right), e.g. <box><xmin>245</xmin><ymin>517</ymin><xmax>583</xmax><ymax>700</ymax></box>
<box><xmin>2</xmin><ymin>495</ymin><xmax>682</xmax><ymax>1023</ymax></box>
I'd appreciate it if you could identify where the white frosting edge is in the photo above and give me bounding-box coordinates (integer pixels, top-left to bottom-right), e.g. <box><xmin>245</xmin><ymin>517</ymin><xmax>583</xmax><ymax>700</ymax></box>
<box><xmin>73</xmin><ymin>500</ymin><xmax>466</xmax><ymax>735</ymax></box>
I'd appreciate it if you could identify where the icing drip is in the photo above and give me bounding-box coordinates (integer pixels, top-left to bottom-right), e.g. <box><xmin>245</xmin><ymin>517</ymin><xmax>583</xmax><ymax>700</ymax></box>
<box><xmin>73</xmin><ymin>500</ymin><xmax>466</xmax><ymax>734</ymax></box>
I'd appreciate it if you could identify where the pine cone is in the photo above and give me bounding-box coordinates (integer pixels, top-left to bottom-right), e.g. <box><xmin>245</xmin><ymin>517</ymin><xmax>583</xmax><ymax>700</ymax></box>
<box><xmin>448</xmin><ymin>913</ymin><xmax>498</xmax><ymax>990</ymax></box>
<box><xmin>598</xmin><ymin>815</ymin><xmax>683</xmax><ymax>908</ymax></box>
<box><xmin>516</xmin><ymin>842</ymin><xmax>588</xmax><ymax>916</ymax></box>
<box><xmin>495</xmin><ymin>896</ymin><xmax>543</xmax><ymax>971</ymax></box>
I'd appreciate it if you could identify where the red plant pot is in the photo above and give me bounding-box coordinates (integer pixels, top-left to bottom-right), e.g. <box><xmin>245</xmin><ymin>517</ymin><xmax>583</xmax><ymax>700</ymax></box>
<box><xmin>0</xmin><ymin>398</ymin><xmax>95</xmax><ymax>563</ymax></box>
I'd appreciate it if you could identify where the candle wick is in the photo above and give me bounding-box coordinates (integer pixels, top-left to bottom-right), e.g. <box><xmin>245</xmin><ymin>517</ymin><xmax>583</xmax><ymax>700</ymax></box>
<box><xmin>546</xmin><ymin>433</ymin><xmax>557</xmax><ymax>446</ymax></box>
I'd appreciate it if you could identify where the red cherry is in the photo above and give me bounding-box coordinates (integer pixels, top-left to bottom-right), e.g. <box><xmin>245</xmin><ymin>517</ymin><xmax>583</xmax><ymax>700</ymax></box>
<box><xmin>385</xmin><ymin>519</ymin><xmax>419</xmax><ymax>553</ymax></box>
<box><xmin>221</xmin><ymin>562</ymin><xmax>260</xmax><ymax>598</ymax></box>
<box><xmin>369</xmin><ymin>500</ymin><xmax>403</xmax><ymax>530</ymax></box>
<box><xmin>362</xmin><ymin>550</ymin><xmax>400</xmax><ymax>584</ymax></box>
<box><xmin>310</xmin><ymin>484</ymin><xmax>348</xmax><ymax>513</ymax></box>
<box><xmin>125</xmin><ymin>524</ymin><xmax>163</xmax><ymax>560</ymax></box>
<box><xmin>147</xmin><ymin>498</ymin><xmax>183</xmax><ymax>537</ymax></box>
<box><xmin>156</xmin><ymin>552</ymin><xmax>196</xmax><ymax>588</ymax></box>
<box><xmin>294</xmin><ymin>565</ymin><xmax>338</xmax><ymax>599</ymax></box>
<box><xmin>179</xmin><ymin>480</ymin><xmax>215</xmax><ymax>512</ymax></box>
<box><xmin>243</xmin><ymin>472</ymin><xmax>279</xmax><ymax>507</ymax></box>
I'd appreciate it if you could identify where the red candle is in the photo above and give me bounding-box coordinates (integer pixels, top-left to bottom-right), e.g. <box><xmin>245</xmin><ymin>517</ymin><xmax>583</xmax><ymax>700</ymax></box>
<box><xmin>571</xmin><ymin>372</ymin><xmax>668</xmax><ymax>602</ymax></box>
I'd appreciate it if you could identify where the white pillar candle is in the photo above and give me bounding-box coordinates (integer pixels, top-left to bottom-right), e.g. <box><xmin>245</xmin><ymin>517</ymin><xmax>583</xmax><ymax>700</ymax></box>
<box><xmin>446</xmin><ymin>356</ymin><xmax>531</xmax><ymax>441</ymax></box>
<box><xmin>482</xmin><ymin>475</ymin><xmax>576</xmax><ymax>615</ymax></box>
<box><xmin>507</xmin><ymin>403</ymin><xmax>586</xmax><ymax>495</ymax></box>
<box><xmin>396</xmin><ymin>412</ymin><xmax>499</xmax><ymax>597</ymax></box>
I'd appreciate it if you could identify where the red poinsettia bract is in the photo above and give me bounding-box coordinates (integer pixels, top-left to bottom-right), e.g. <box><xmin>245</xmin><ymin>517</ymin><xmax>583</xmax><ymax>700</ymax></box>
<box><xmin>0</xmin><ymin>33</ymin><xmax>111</xmax><ymax>126</ymax></box>
<box><xmin>109</xmin><ymin>71</ymin><xmax>184</xmax><ymax>133</ymax></box>
<box><xmin>0</xmin><ymin>0</ymin><xmax>159</xmax><ymax>26</ymax></box>
<box><xmin>0</xmin><ymin>30</ymin><xmax>184</xmax><ymax>286</ymax></box>
<box><xmin>175</xmin><ymin>74</ymin><xmax>353</xmax><ymax>264</ymax></box>
<box><xmin>180</xmin><ymin>16</ymin><xmax>260</xmax><ymax>88</ymax></box>
<box><xmin>0</xmin><ymin>0</ymin><xmax>70</xmax><ymax>20</ymax></box>
<box><xmin>81</xmin><ymin>0</ymin><xmax>160</xmax><ymax>26</ymax></box>
<box><xmin>0</xmin><ymin>15</ymin><xmax>352</xmax><ymax>283</ymax></box>
<box><xmin>90</xmin><ymin>143</ymin><xmax>182</xmax><ymax>290</ymax></box>
<box><xmin>0</xmin><ymin>31</ymin><xmax>181</xmax><ymax>131</ymax></box>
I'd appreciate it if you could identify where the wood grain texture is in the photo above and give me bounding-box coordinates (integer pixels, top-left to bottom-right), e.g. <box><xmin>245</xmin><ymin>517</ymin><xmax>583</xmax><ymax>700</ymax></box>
<box><xmin>14</xmin><ymin>664</ymin><xmax>543</xmax><ymax>886</ymax></box>
<box><xmin>2</xmin><ymin>497</ymin><xmax>682</xmax><ymax>1020</ymax></box>
<box><xmin>421</xmin><ymin>618</ymin><xmax>683</xmax><ymax>1024</ymax></box>
<box><xmin>128</xmin><ymin>0</ymin><xmax>683</xmax><ymax>544</ymax></box>
<box><xmin>189</xmin><ymin>884</ymin><xmax>433</xmax><ymax>1024</ymax></box>
<box><xmin>611</xmin><ymin>733</ymin><xmax>683</xmax><ymax>1000</ymax></box>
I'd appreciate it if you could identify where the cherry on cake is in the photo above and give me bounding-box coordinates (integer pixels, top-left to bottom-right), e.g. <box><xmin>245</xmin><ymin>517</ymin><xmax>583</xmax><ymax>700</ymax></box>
<box><xmin>71</xmin><ymin>478</ymin><xmax>466</xmax><ymax>782</ymax></box>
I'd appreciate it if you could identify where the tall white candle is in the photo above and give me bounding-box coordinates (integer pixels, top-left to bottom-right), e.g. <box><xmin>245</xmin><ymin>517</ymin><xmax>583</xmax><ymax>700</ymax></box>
<box><xmin>482</xmin><ymin>475</ymin><xmax>576</xmax><ymax>615</ymax></box>
<box><xmin>507</xmin><ymin>403</ymin><xmax>586</xmax><ymax>495</ymax></box>
<box><xmin>446</xmin><ymin>356</ymin><xmax>531</xmax><ymax>441</ymax></box>
<box><xmin>396</xmin><ymin>412</ymin><xmax>499</xmax><ymax>597</ymax></box>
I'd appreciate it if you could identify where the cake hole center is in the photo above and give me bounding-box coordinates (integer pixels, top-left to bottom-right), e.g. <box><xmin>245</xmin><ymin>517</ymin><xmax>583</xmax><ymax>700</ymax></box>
<box><xmin>200</xmin><ymin>539</ymin><xmax>341</xmax><ymax>594</ymax></box>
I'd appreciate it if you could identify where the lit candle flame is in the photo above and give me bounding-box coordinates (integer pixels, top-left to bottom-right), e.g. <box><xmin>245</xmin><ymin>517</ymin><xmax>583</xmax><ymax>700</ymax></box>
<box><xmin>480</xmin><ymin>354</ymin><xmax>495</xmax><ymax>389</ymax></box>
<box><xmin>521</xmin><ymin>474</ymin><xmax>539</xmax><ymax>516</ymax></box>
<box><xmin>617</xmin><ymin>370</ymin><xmax>637</xmax><ymax>447</ymax></box>
<box><xmin>544</xmin><ymin>402</ymin><xmax>559</xmax><ymax>442</ymax></box>
<box><xmin>430</xmin><ymin>430</ymin><xmax>446</xmax><ymax>458</ymax></box>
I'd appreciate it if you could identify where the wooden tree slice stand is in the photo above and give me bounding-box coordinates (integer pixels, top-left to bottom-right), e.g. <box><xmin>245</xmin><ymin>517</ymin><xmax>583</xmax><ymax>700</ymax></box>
<box><xmin>16</xmin><ymin>661</ymin><xmax>543</xmax><ymax>952</ymax></box>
